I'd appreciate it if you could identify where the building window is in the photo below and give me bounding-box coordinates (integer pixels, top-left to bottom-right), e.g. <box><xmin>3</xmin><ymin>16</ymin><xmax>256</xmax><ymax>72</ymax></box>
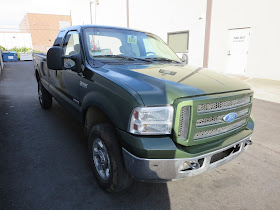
<box><xmin>167</xmin><ymin>31</ymin><xmax>189</xmax><ymax>53</ymax></box>
<box><xmin>59</xmin><ymin>21</ymin><xmax>70</xmax><ymax>30</ymax></box>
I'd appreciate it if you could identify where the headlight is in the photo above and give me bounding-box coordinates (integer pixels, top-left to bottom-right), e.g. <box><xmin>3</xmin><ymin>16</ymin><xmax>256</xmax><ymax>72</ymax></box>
<box><xmin>129</xmin><ymin>106</ymin><xmax>174</xmax><ymax>135</ymax></box>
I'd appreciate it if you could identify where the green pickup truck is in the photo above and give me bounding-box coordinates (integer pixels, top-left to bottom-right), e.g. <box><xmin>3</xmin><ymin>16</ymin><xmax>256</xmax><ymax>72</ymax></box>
<box><xmin>33</xmin><ymin>25</ymin><xmax>254</xmax><ymax>192</ymax></box>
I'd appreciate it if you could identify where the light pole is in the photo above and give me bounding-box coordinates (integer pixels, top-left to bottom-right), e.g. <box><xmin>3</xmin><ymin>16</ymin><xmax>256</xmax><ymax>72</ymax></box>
<box><xmin>90</xmin><ymin>0</ymin><xmax>99</xmax><ymax>25</ymax></box>
<box><xmin>95</xmin><ymin>0</ymin><xmax>97</xmax><ymax>24</ymax></box>
<box><xmin>203</xmin><ymin>0</ymin><xmax>213</xmax><ymax>68</ymax></box>
<box><xmin>90</xmin><ymin>0</ymin><xmax>93</xmax><ymax>24</ymax></box>
<box><xmin>126</xmin><ymin>0</ymin><xmax>129</xmax><ymax>28</ymax></box>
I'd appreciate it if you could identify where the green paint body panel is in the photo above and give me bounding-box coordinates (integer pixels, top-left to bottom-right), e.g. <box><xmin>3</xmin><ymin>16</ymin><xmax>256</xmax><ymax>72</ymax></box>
<box><xmin>102</xmin><ymin>63</ymin><xmax>251</xmax><ymax>106</ymax></box>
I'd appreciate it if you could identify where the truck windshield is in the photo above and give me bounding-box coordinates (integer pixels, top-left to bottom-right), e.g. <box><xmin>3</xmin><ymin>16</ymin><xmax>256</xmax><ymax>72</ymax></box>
<box><xmin>83</xmin><ymin>27</ymin><xmax>181</xmax><ymax>63</ymax></box>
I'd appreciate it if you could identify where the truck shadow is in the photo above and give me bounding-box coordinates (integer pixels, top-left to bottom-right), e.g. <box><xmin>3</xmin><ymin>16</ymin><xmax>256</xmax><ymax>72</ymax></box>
<box><xmin>45</xmin><ymin>101</ymin><xmax>171</xmax><ymax>209</ymax></box>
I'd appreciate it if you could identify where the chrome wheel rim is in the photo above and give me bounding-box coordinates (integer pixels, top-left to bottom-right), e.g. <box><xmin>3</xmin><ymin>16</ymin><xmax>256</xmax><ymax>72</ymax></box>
<box><xmin>38</xmin><ymin>83</ymin><xmax>43</xmax><ymax>104</ymax></box>
<box><xmin>92</xmin><ymin>138</ymin><xmax>111</xmax><ymax>180</ymax></box>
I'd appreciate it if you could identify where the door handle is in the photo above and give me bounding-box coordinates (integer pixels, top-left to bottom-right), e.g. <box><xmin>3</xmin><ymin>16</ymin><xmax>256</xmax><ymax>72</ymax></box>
<box><xmin>77</xmin><ymin>72</ymin><xmax>85</xmax><ymax>78</ymax></box>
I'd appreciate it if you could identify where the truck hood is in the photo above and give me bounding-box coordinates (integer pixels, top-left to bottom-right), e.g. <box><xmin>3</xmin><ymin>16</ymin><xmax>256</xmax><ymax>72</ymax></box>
<box><xmin>102</xmin><ymin>63</ymin><xmax>250</xmax><ymax>106</ymax></box>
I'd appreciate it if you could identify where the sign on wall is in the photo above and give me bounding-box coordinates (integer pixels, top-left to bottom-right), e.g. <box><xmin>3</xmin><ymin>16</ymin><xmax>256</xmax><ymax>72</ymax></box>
<box><xmin>226</xmin><ymin>28</ymin><xmax>251</xmax><ymax>75</ymax></box>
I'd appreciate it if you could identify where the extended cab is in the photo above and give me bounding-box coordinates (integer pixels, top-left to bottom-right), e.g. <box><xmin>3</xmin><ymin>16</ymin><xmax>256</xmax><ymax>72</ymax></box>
<box><xmin>33</xmin><ymin>25</ymin><xmax>254</xmax><ymax>192</ymax></box>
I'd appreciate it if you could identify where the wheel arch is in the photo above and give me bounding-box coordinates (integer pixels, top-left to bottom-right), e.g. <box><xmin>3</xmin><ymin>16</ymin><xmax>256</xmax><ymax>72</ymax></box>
<box><xmin>83</xmin><ymin>105</ymin><xmax>116</xmax><ymax>136</ymax></box>
<box><xmin>35</xmin><ymin>68</ymin><xmax>40</xmax><ymax>82</ymax></box>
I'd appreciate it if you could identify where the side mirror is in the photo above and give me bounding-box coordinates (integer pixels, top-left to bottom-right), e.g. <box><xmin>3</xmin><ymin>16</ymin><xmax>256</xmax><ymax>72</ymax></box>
<box><xmin>64</xmin><ymin>53</ymin><xmax>82</xmax><ymax>73</ymax></box>
<box><xmin>181</xmin><ymin>53</ymin><xmax>188</xmax><ymax>64</ymax></box>
<box><xmin>47</xmin><ymin>46</ymin><xmax>82</xmax><ymax>73</ymax></box>
<box><xmin>47</xmin><ymin>46</ymin><xmax>64</xmax><ymax>70</ymax></box>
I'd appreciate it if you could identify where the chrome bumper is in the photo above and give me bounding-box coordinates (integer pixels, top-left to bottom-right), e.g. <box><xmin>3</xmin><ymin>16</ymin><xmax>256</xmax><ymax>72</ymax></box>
<box><xmin>122</xmin><ymin>135</ymin><xmax>252</xmax><ymax>181</ymax></box>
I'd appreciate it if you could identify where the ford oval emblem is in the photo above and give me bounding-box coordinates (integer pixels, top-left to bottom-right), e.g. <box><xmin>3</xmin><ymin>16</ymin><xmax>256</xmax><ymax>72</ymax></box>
<box><xmin>223</xmin><ymin>113</ymin><xmax>237</xmax><ymax>122</ymax></box>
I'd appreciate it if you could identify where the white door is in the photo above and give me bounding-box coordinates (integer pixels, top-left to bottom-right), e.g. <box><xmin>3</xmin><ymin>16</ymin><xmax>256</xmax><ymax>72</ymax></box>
<box><xmin>226</xmin><ymin>28</ymin><xmax>251</xmax><ymax>75</ymax></box>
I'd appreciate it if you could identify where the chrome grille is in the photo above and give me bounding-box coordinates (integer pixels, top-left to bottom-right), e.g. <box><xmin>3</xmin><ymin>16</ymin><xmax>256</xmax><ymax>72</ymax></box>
<box><xmin>197</xmin><ymin>96</ymin><xmax>250</xmax><ymax>113</ymax></box>
<box><xmin>194</xmin><ymin>119</ymin><xmax>247</xmax><ymax>140</ymax></box>
<box><xmin>178</xmin><ymin>106</ymin><xmax>190</xmax><ymax>140</ymax></box>
<box><xmin>175</xmin><ymin>91</ymin><xmax>253</xmax><ymax>145</ymax></box>
<box><xmin>196</xmin><ymin>108</ymin><xmax>249</xmax><ymax>127</ymax></box>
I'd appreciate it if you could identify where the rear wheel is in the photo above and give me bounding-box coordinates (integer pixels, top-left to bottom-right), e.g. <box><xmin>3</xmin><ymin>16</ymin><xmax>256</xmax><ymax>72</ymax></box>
<box><xmin>38</xmin><ymin>80</ymin><xmax>52</xmax><ymax>109</ymax></box>
<box><xmin>88</xmin><ymin>123</ymin><xmax>132</xmax><ymax>192</ymax></box>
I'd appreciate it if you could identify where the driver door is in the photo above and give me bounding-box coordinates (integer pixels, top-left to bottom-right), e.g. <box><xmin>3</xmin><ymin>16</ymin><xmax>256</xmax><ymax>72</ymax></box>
<box><xmin>56</xmin><ymin>31</ymin><xmax>83</xmax><ymax>117</ymax></box>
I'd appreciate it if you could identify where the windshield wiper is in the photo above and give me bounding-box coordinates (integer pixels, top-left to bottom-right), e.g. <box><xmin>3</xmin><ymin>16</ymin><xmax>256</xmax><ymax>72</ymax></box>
<box><xmin>93</xmin><ymin>55</ymin><xmax>152</xmax><ymax>62</ymax></box>
<box><xmin>145</xmin><ymin>57</ymin><xmax>181</xmax><ymax>63</ymax></box>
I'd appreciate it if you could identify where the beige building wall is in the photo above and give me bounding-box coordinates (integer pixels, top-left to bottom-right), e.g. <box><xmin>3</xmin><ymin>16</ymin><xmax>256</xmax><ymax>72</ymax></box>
<box><xmin>20</xmin><ymin>13</ymin><xmax>72</xmax><ymax>52</ymax></box>
<box><xmin>208</xmin><ymin>0</ymin><xmax>280</xmax><ymax>81</ymax></box>
<box><xmin>95</xmin><ymin>0</ymin><xmax>207</xmax><ymax>67</ymax></box>
<box><xmin>130</xmin><ymin>0</ymin><xmax>207</xmax><ymax>67</ymax></box>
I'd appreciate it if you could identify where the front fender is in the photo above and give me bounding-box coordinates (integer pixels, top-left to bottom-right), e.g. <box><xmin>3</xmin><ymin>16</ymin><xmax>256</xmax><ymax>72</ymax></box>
<box><xmin>82</xmin><ymin>89</ymin><xmax>142</xmax><ymax>131</ymax></box>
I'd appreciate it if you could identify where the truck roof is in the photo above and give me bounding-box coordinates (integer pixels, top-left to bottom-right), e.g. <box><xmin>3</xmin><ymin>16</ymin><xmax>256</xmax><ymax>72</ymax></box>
<box><xmin>59</xmin><ymin>25</ymin><xmax>145</xmax><ymax>33</ymax></box>
<box><xmin>53</xmin><ymin>25</ymin><xmax>149</xmax><ymax>47</ymax></box>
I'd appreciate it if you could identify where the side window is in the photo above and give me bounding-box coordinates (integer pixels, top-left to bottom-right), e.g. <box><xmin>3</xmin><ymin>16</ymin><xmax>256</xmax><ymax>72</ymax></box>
<box><xmin>62</xmin><ymin>31</ymin><xmax>80</xmax><ymax>68</ymax></box>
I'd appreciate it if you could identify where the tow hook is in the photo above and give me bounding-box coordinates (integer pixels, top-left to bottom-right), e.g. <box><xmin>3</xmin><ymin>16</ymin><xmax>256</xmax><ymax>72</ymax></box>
<box><xmin>245</xmin><ymin>140</ymin><xmax>253</xmax><ymax>146</ymax></box>
<box><xmin>187</xmin><ymin>160</ymin><xmax>201</xmax><ymax>169</ymax></box>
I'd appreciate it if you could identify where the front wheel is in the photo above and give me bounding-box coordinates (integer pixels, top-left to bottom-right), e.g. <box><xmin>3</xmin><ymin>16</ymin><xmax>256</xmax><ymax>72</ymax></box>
<box><xmin>38</xmin><ymin>80</ymin><xmax>52</xmax><ymax>109</ymax></box>
<box><xmin>88</xmin><ymin>123</ymin><xmax>132</xmax><ymax>192</ymax></box>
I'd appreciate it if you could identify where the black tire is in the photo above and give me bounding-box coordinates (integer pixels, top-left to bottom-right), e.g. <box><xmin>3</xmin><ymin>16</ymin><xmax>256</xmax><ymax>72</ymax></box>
<box><xmin>38</xmin><ymin>80</ymin><xmax>52</xmax><ymax>109</ymax></box>
<box><xmin>88</xmin><ymin>123</ymin><xmax>132</xmax><ymax>192</ymax></box>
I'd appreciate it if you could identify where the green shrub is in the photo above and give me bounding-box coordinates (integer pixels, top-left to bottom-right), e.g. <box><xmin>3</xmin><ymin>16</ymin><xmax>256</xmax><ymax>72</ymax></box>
<box><xmin>1</xmin><ymin>46</ymin><xmax>42</xmax><ymax>58</ymax></box>
<box><xmin>8</xmin><ymin>47</ymin><xmax>33</xmax><ymax>58</ymax></box>
<box><xmin>0</xmin><ymin>45</ymin><xmax>7</xmax><ymax>51</ymax></box>
<box><xmin>32</xmin><ymin>50</ymin><xmax>44</xmax><ymax>54</ymax></box>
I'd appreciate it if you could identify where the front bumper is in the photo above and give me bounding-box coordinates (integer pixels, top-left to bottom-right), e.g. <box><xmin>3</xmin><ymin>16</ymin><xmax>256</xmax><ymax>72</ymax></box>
<box><xmin>122</xmin><ymin>135</ymin><xmax>252</xmax><ymax>181</ymax></box>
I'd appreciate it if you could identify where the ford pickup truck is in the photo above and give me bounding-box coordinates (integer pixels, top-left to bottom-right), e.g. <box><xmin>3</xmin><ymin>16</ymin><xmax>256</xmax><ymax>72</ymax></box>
<box><xmin>33</xmin><ymin>25</ymin><xmax>254</xmax><ymax>192</ymax></box>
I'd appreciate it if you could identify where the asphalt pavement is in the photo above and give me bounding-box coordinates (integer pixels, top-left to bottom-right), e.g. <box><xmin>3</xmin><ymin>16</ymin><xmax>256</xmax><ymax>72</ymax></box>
<box><xmin>0</xmin><ymin>62</ymin><xmax>279</xmax><ymax>209</ymax></box>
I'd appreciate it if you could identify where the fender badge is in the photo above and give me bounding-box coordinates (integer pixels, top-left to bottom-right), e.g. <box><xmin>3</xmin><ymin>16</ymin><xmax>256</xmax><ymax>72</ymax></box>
<box><xmin>80</xmin><ymin>81</ymin><xmax>88</xmax><ymax>88</ymax></box>
<box><xmin>159</xmin><ymin>69</ymin><xmax>177</xmax><ymax>76</ymax></box>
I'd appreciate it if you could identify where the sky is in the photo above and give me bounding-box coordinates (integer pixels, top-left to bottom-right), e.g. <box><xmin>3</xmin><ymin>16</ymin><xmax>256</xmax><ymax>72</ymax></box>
<box><xmin>0</xmin><ymin>0</ymin><xmax>96</xmax><ymax>31</ymax></box>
